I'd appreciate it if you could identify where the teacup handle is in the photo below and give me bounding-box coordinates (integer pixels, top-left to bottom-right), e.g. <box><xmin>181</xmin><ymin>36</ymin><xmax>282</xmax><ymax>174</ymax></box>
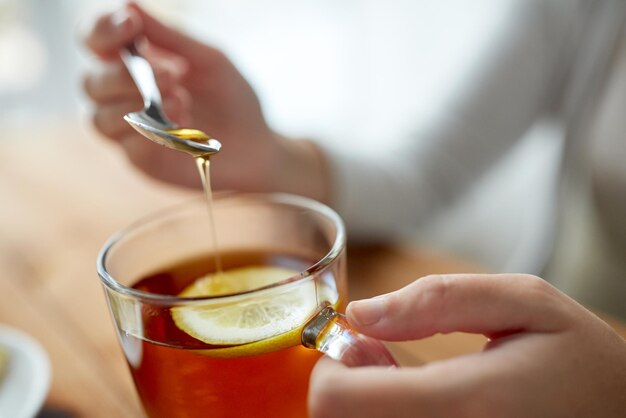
<box><xmin>302</xmin><ymin>306</ymin><xmax>398</xmax><ymax>367</ymax></box>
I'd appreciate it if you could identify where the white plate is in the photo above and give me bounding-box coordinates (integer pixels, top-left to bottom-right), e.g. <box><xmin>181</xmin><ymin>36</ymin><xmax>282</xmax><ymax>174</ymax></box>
<box><xmin>0</xmin><ymin>325</ymin><xmax>51</xmax><ymax>418</ymax></box>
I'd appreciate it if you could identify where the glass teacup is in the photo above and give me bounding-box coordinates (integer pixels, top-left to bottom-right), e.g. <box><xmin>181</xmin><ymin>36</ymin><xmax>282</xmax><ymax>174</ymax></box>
<box><xmin>97</xmin><ymin>193</ymin><xmax>396</xmax><ymax>418</ymax></box>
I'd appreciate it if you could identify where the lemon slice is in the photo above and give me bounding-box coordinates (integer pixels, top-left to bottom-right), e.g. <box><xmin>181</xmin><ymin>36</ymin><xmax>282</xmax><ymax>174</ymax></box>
<box><xmin>172</xmin><ymin>266</ymin><xmax>318</xmax><ymax>349</ymax></box>
<box><xmin>177</xmin><ymin>266</ymin><xmax>302</xmax><ymax>297</ymax></box>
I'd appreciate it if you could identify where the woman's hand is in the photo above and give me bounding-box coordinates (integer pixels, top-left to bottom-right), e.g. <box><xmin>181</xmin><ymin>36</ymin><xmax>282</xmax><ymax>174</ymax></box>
<box><xmin>82</xmin><ymin>3</ymin><xmax>328</xmax><ymax>201</ymax></box>
<box><xmin>309</xmin><ymin>274</ymin><xmax>626</xmax><ymax>418</ymax></box>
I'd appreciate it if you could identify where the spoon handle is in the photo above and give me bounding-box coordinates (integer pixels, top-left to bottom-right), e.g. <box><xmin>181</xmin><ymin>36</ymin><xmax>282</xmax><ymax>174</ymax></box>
<box><xmin>120</xmin><ymin>42</ymin><xmax>172</xmax><ymax>127</ymax></box>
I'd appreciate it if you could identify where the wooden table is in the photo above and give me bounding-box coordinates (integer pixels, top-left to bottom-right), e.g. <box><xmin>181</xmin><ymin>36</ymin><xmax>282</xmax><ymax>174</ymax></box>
<box><xmin>1</xmin><ymin>123</ymin><xmax>625</xmax><ymax>417</ymax></box>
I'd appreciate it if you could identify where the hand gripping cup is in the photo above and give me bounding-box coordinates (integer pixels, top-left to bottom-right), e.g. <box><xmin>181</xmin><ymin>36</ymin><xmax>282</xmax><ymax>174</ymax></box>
<box><xmin>97</xmin><ymin>193</ymin><xmax>396</xmax><ymax>418</ymax></box>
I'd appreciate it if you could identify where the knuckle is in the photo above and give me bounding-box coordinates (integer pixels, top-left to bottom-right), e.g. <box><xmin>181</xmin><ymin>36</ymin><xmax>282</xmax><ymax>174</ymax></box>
<box><xmin>415</xmin><ymin>274</ymin><xmax>451</xmax><ymax>314</ymax></box>
<box><xmin>516</xmin><ymin>274</ymin><xmax>556</xmax><ymax>299</ymax></box>
<box><xmin>82</xmin><ymin>73</ymin><xmax>96</xmax><ymax>99</ymax></box>
<box><xmin>84</xmin><ymin>73</ymin><xmax>107</xmax><ymax>100</ymax></box>
<box><xmin>382</xmin><ymin>274</ymin><xmax>453</xmax><ymax>332</ymax></box>
<box><xmin>90</xmin><ymin>110</ymin><xmax>107</xmax><ymax>135</ymax></box>
<box><xmin>82</xmin><ymin>65</ymin><xmax>112</xmax><ymax>101</ymax></box>
<box><xmin>97</xmin><ymin>63</ymin><xmax>134</xmax><ymax>100</ymax></box>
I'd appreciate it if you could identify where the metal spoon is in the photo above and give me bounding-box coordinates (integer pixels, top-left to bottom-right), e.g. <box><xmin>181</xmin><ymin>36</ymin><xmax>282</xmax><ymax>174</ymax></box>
<box><xmin>120</xmin><ymin>42</ymin><xmax>221</xmax><ymax>157</ymax></box>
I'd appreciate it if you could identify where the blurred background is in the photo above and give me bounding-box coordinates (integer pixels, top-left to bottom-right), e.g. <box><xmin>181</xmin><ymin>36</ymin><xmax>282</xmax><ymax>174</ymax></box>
<box><xmin>0</xmin><ymin>0</ymin><xmax>561</xmax><ymax>269</ymax></box>
<box><xmin>1</xmin><ymin>0</ymin><xmax>622</xmax><ymax>318</ymax></box>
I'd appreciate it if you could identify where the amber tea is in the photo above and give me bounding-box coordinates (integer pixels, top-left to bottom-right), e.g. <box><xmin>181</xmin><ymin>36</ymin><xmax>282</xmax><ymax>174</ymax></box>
<box><xmin>120</xmin><ymin>249</ymin><xmax>339</xmax><ymax>418</ymax></box>
<box><xmin>99</xmin><ymin>193</ymin><xmax>351</xmax><ymax>418</ymax></box>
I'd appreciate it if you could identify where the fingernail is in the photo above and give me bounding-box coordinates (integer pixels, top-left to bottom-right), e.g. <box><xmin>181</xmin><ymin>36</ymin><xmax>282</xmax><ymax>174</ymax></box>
<box><xmin>348</xmin><ymin>296</ymin><xmax>386</xmax><ymax>326</ymax></box>
<box><xmin>111</xmin><ymin>8</ymin><xmax>139</xmax><ymax>36</ymax></box>
<box><xmin>111</xmin><ymin>10</ymin><xmax>131</xmax><ymax>30</ymax></box>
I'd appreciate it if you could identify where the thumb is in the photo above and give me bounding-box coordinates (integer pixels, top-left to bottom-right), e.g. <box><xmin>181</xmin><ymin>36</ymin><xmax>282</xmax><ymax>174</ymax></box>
<box><xmin>346</xmin><ymin>274</ymin><xmax>575</xmax><ymax>341</ymax></box>
<box><xmin>128</xmin><ymin>2</ymin><xmax>222</xmax><ymax>67</ymax></box>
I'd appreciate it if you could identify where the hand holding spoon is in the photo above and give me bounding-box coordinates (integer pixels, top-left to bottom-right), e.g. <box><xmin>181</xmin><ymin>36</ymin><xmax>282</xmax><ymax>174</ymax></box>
<box><xmin>120</xmin><ymin>42</ymin><xmax>221</xmax><ymax>157</ymax></box>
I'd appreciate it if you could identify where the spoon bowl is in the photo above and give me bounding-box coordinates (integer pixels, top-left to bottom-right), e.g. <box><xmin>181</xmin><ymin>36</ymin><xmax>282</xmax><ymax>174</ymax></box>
<box><xmin>120</xmin><ymin>42</ymin><xmax>221</xmax><ymax>157</ymax></box>
<box><xmin>124</xmin><ymin>112</ymin><xmax>222</xmax><ymax>157</ymax></box>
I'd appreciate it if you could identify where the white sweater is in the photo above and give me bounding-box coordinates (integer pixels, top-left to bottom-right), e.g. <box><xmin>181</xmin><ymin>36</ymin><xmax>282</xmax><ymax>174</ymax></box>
<box><xmin>319</xmin><ymin>0</ymin><xmax>626</xmax><ymax>275</ymax></box>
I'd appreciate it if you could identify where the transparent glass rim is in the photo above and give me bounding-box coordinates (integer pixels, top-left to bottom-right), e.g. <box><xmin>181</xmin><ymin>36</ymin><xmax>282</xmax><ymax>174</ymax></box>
<box><xmin>97</xmin><ymin>193</ymin><xmax>346</xmax><ymax>304</ymax></box>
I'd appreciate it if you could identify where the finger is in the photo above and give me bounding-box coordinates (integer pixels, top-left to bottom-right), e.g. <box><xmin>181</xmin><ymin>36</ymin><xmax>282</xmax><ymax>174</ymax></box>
<box><xmin>91</xmin><ymin>88</ymin><xmax>189</xmax><ymax>140</ymax></box>
<box><xmin>310</xmin><ymin>342</ymin><xmax>565</xmax><ymax>418</ymax></box>
<box><xmin>84</xmin><ymin>8</ymin><xmax>142</xmax><ymax>59</ymax></box>
<box><xmin>309</xmin><ymin>357</ymin><xmax>418</xmax><ymax>418</ymax></box>
<box><xmin>83</xmin><ymin>61</ymin><xmax>179</xmax><ymax>103</ymax></box>
<box><xmin>347</xmin><ymin>274</ymin><xmax>576</xmax><ymax>341</ymax></box>
<box><xmin>116</xmin><ymin>131</ymin><xmax>200</xmax><ymax>189</ymax></box>
<box><xmin>128</xmin><ymin>2</ymin><xmax>224</xmax><ymax>67</ymax></box>
<box><xmin>309</xmin><ymin>356</ymin><xmax>486</xmax><ymax>418</ymax></box>
<box><xmin>91</xmin><ymin>99</ymin><xmax>142</xmax><ymax>140</ymax></box>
